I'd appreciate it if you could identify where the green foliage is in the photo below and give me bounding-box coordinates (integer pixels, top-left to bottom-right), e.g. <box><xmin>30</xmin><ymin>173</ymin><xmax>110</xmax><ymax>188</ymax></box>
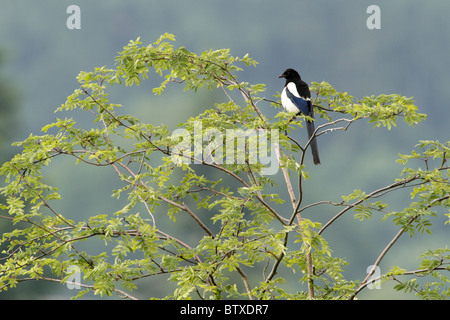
<box><xmin>0</xmin><ymin>34</ymin><xmax>448</xmax><ymax>300</ymax></box>
<box><xmin>384</xmin><ymin>248</ymin><xmax>450</xmax><ymax>299</ymax></box>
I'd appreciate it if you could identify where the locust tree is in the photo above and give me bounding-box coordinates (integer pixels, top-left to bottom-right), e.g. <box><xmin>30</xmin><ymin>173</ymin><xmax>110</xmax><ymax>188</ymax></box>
<box><xmin>0</xmin><ymin>34</ymin><xmax>448</xmax><ymax>299</ymax></box>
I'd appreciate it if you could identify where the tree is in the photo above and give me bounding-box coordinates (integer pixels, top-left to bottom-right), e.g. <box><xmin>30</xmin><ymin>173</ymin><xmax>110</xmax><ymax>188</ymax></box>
<box><xmin>0</xmin><ymin>34</ymin><xmax>448</xmax><ymax>300</ymax></box>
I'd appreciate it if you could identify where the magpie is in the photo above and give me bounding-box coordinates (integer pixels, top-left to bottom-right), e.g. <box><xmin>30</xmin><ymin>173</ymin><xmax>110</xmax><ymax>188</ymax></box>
<box><xmin>279</xmin><ymin>68</ymin><xmax>320</xmax><ymax>165</ymax></box>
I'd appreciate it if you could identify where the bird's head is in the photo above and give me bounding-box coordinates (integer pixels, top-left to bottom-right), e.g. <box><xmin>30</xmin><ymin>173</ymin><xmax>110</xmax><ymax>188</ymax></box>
<box><xmin>278</xmin><ymin>68</ymin><xmax>301</xmax><ymax>81</ymax></box>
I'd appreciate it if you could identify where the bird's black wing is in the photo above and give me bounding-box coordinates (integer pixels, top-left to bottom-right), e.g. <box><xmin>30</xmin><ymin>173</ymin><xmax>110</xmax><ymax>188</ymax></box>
<box><xmin>294</xmin><ymin>81</ymin><xmax>312</xmax><ymax>115</ymax></box>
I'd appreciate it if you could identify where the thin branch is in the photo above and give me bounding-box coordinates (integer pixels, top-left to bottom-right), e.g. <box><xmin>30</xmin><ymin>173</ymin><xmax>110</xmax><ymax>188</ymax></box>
<box><xmin>266</xmin><ymin>140</ymin><xmax>315</xmax><ymax>298</ymax></box>
<box><xmin>8</xmin><ymin>277</ymin><xmax>139</xmax><ymax>300</ymax></box>
<box><xmin>318</xmin><ymin>174</ymin><xmax>421</xmax><ymax>235</ymax></box>
<box><xmin>350</xmin><ymin>264</ymin><xmax>448</xmax><ymax>299</ymax></box>
<box><xmin>12</xmin><ymin>166</ymin><xmax>75</xmax><ymax>228</ymax></box>
<box><xmin>315</xmin><ymin>118</ymin><xmax>355</xmax><ymax>137</ymax></box>
<box><xmin>236</xmin><ymin>267</ymin><xmax>253</xmax><ymax>300</ymax></box>
<box><xmin>160</xmin><ymin>196</ymin><xmax>214</xmax><ymax>238</ymax></box>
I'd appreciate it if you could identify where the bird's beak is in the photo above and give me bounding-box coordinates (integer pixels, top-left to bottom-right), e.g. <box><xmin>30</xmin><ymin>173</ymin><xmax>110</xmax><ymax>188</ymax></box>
<box><xmin>278</xmin><ymin>74</ymin><xmax>285</xmax><ymax>79</ymax></box>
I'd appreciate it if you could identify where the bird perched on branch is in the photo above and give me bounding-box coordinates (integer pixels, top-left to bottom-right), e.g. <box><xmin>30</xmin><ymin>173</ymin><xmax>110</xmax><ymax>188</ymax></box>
<box><xmin>279</xmin><ymin>68</ymin><xmax>320</xmax><ymax>165</ymax></box>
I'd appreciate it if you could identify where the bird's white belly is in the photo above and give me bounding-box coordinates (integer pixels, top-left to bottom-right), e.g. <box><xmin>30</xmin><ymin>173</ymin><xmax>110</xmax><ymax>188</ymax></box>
<box><xmin>281</xmin><ymin>87</ymin><xmax>300</xmax><ymax>114</ymax></box>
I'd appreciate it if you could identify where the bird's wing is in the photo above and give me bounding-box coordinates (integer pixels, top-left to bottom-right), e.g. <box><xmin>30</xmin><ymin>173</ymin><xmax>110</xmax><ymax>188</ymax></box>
<box><xmin>285</xmin><ymin>82</ymin><xmax>311</xmax><ymax>115</ymax></box>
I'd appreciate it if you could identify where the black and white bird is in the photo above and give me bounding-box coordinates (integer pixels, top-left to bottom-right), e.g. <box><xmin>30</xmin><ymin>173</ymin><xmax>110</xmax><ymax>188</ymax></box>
<box><xmin>279</xmin><ymin>68</ymin><xmax>320</xmax><ymax>165</ymax></box>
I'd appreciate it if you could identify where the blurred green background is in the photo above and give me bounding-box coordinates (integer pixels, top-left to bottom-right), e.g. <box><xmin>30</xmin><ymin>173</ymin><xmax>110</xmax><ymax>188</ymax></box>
<box><xmin>0</xmin><ymin>1</ymin><xmax>448</xmax><ymax>299</ymax></box>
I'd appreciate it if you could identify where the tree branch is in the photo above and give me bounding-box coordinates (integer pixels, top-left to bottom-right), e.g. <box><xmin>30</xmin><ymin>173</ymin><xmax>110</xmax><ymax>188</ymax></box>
<box><xmin>318</xmin><ymin>174</ymin><xmax>421</xmax><ymax>235</ymax></box>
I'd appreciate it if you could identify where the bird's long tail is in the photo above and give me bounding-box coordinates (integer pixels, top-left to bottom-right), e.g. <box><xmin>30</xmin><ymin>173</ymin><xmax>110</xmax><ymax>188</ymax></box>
<box><xmin>306</xmin><ymin>120</ymin><xmax>320</xmax><ymax>165</ymax></box>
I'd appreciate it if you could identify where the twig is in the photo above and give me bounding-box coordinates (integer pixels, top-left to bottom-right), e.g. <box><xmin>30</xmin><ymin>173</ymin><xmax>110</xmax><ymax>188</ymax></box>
<box><xmin>318</xmin><ymin>174</ymin><xmax>421</xmax><ymax>235</ymax></box>
<box><xmin>161</xmin><ymin>196</ymin><xmax>215</xmax><ymax>238</ymax></box>
<box><xmin>268</xmin><ymin>140</ymin><xmax>315</xmax><ymax>299</ymax></box>
<box><xmin>236</xmin><ymin>267</ymin><xmax>253</xmax><ymax>300</ymax></box>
